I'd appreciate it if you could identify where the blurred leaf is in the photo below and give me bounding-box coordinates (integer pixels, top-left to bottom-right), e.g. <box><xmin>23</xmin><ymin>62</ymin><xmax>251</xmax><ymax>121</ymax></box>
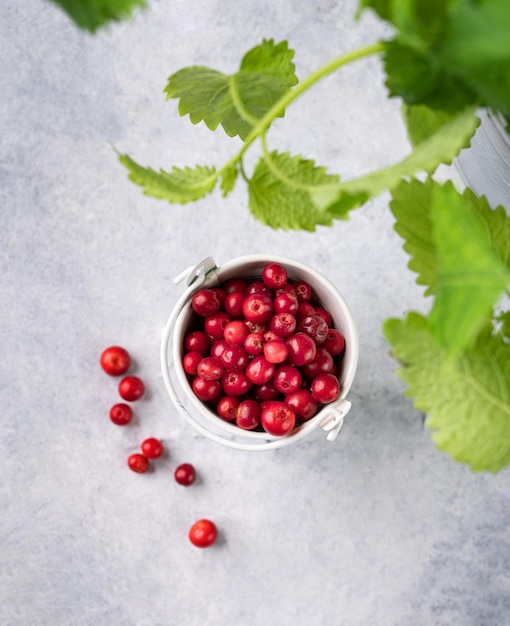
<box><xmin>48</xmin><ymin>0</ymin><xmax>146</xmax><ymax>33</ymax></box>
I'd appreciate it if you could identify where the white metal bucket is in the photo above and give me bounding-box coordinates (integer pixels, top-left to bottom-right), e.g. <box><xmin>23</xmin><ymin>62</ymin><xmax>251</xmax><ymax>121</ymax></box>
<box><xmin>160</xmin><ymin>255</ymin><xmax>359</xmax><ymax>451</ymax></box>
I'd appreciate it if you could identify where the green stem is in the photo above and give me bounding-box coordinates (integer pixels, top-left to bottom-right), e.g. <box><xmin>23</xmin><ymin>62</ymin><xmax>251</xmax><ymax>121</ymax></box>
<box><xmin>245</xmin><ymin>41</ymin><xmax>384</xmax><ymax>146</ymax></box>
<box><xmin>217</xmin><ymin>41</ymin><xmax>384</xmax><ymax>177</ymax></box>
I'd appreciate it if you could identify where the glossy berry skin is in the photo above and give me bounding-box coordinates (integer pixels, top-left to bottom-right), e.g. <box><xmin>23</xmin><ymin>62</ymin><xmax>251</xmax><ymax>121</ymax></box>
<box><xmin>311</xmin><ymin>373</ymin><xmax>340</xmax><ymax>404</ymax></box>
<box><xmin>217</xmin><ymin>395</ymin><xmax>240</xmax><ymax>421</ymax></box>
<box><xmin>270</xmin><ymin>312</ymin><xmax>297</xmax><ymax>338</ymax></box>
<box><xmin>244</xmin><ymin>281</ymin><xmax>271</xmax><ymax>296</ymax></box>
<box><xmin>314</xmin><ymin>307</ymin><xmax>333</xmax><ymax>327</ymax></box>
<box><xmin>273</xmin><ymin>292</ymin><xmax>298</xmax><ymax>315</ymax></box>
<box><xmin>221</xmin><ymin>371</ymin><xmax>251</xmax><ymax>396</ymax></box>
<box><xmin>224</xmin><ymin>291</ymin><xmax>245</xmax><ymax>317</ymax></box>
<box><xmin>182</xmin><ymin>351</ymin><xmax>203</xmax><ymax>376</ymax></box>
<box><xmin>141</xmin><ymin>437</ymin><xmax>164</xmax><ymax>459</ymax></box>
<box><xmin>100</xmin><ymin>346</ymin><xmax>130</xmax><ymax>376</ymax></box>
<box><xmin>242</xmin><ymin>293</ymin><xmax>273</xmax><ymax>323</ymax></box>
<box><xmin>273</xmin><ymin>364</ymin><xmax>302</xmax><ymax>394</ymax></box>
<box><xmin>174</xmin><ymin>463</ymin><xmax>196</xmax><ymax>486</ymax></box>
<box><xmin>286</xmin><ymin>333</ymin><xmax>317</xmax><ymax>366</ymax></box>
<box><xmin>261</xmin><ymin>401</ymin><xmax>296</xmax><ymax>436</ymax></box>
<box><xmin>189</xmin><ymin>519</ymin><xmax>218</xmax><ymax>548</ymax></box>
<box><xmin>184</xmin><ymin>331</ymin><xmax>210</xmax><ymax>354</ymax></box>
<box><xmin>236</xmin><ymin>399</ymin><xmax>261</xmax><ymax>430</ymax></box>
<box><xmin>223</xmin><ymin>278</ymin><xmax>246</xmax><ymax>293</ymax></box>
<box><xmin>210</xmin><ymin>339</ymin><xmax>229</xmax><ymax>359</ymax></box>
<box><xmin>284</xmin><ymin>389</ymin><xmax>318</xmax><ymax>420</ymax></box>
<box><xmin>118</xmin><ymin>376</ymin><xmax>145</xmax><ymax>401</ymax></box>
<box><xmin>298</xmin><ymin>314</ymin><xmax>329</xmax><ymax>344</ymax></box>
<box><xmin>254</xmin><ymin>382</ymin><xmax>280</xmax><ymax>402</ymax></box>
<box><xmin>263</xmin><ymin>339</ymin><xmax>288</xmax><ymax>364</ymax></box>
<box><xmin>192</xmin><ymin>376</ymin><xmax>221</xmax><ymax>402</ymax></box>
<box><xmin>294</xmin><ymin>281</ymin><xmax>313</xmax><ymax>302</ymax></box>
<box><xmin>127</xmin><ymin>453</ymin><xmax>149</xmax><ymax>473</ymax></box>
<box><xmin>322</xmin><ymin>329</ymin><xmax>346</xmax><ymax>356</ymax></box>
<box><xmin>224</xmin><ymin>320</ymin><xmax>250</xmax><ymax>345</ymax></box>
<box><xmin>302</xmin><ymin>347</ymin><xmax>334</xmax><ymax>379</ymax></box>
<box><xmin>262</xmin><ymin>262</ymin><xmax>288</xmax><ymax>289</ymax></box>
<box><xmin>220</xmin><ymin>344</ymin><xmax>248</xmax><ymax>371</ymax></box>
<box><xmin>191</xmin><ymin>289</ymin><xmax>221</xmax><ymax>316</ymax></box>
<box><xmin>109</xmin><ymin>403</ymin><xmax>133</xmax><ymax>426</ymax></box>
<box><xmin>204</xmin><ymin>312</ymin><xmax>231</xmax><ymax>339</ymax></box>
<box><xmin>197</xmin><ymin>356</ymin><xmax>224</xmax><ymax>381</ymax></box>
<box><xmin>245</xmin><ymin>355</ymin><xmax>275</xmax><ymax>385</ymax></box>
<box><xmin>244</xmin><ymin>332</ymin><xmax>265</xmax><ymax>356</ymax></box>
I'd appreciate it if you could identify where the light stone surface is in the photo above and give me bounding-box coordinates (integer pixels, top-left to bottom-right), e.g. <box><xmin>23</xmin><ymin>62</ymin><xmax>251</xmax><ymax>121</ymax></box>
<box><xmin>1</xmin><ymin>1</ymin><xmax>509</xmax><ymax>625</ymax></box>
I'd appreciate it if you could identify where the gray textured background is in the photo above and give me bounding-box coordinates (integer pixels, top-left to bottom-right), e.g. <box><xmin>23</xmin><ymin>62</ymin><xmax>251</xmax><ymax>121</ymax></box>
<box><xmin>2</xmin><ymin>1</ymin><xmax>509</xmax><ymax>625</ymax></box>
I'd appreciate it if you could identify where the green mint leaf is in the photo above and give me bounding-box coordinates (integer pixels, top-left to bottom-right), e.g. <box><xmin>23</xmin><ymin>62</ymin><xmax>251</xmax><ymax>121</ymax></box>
<box><xmin>496</xmin><ymin>311</ymin><xmax>510</xmax><ymax>341</ymax></box>
<box><xmin>383</xmin><ymin>39</ymin><xmax>477</xmax><ymax>112</ymax></box>
<box><xmin>402</xmin><ymin>103</ymin><xmax>460</xmax><ymax>148</ymax></box>
<box><xmin>437</xmin><ymin>0</ymin><xmax>510</xmax><ymax>117</ymax></box>
<box><xmin>391</xmin><ymin>179</ymin><xmax>510</xmax><ymax>351</ymax></box>
<box><xmin>311</xmin><ymin>106</ymin><xmax>478</xmax><ymax>218</ymax></box>
<box><xmin>384</xmin><ymin>312</ymin><xmax>510</xmax><ymax>472</ymax></box>
<box><xmin>428</xmin><ymin>181</ymin><xmax>510</xmax><ymax>356</ymax></box>
<box><xmin>357</xmin><ymin>0</ymin><xmax>391</xmax><ymax>20</ymax></box>
<box><xmin>219</xmin><ymin>164</ymin><xmax>239</xmax><ymax>197</ymax></box>
<box><xmin>118</xmin><ymin>154</ymin><xmax>217</xmax><ymax>203</ymax></box>
<box><xmin>389</xmin><ymin>177</ymin><xmax>438</xmax><ymax>296</ymax></box>
<box><xmin>48</xmin><ymin>0</ymin><xmax>146</xmax><ymax>33</ymax></box>
<box><xmin>164</xmin><ymin>39</ymin><xmax>298</xmax><ymax>140</ymax></box>
<box><xmin>248</xmin><ymin>151</ymin><xmax>339</xmax><ymax>231</ymax></box>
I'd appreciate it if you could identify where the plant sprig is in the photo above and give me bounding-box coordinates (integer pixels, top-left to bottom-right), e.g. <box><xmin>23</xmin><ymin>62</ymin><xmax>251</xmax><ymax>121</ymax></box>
<box><xmin>120</xmin><ymin>0</ymin><xmax>510</xmax><ymax>472</ymax></box>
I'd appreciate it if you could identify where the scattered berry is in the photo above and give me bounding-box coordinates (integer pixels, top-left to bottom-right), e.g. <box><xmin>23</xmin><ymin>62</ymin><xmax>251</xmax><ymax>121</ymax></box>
<box><xmin>109</xmin><ymin>403</ymin><xmax>133</xmax><ymax>426</ymax></box>
<box><xmin>141</xmin><ymin>437</ymin><xmax>164</xmax><ymax>459</ymax></box>
<box><xmin>189</xmin><ymin>519</ymin><xmax>218</xmax><ymax>548</ymax></box>
<box><xmin>100</xmin><ymin>346</ymin><xmax>130</xmax><ymax>376</ymax></box>
<box><xmin>174</xmin><ymin>463</ymin><xmax>196</xmax><ymax>486</ymax></box>
<box><xmin>118</xmin><ymin>375</ymin><xmax>145</xmax><ymax>401</ymax></box>
<box><xmin>127</xmin><ymin>453</ymin><xmax>149</xmax><ymax>474</ymax></box>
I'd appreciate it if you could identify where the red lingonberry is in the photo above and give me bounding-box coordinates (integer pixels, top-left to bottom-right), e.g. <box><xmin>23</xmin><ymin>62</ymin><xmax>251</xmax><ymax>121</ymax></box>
<box><xmin>197</xmin><ymin>356</ymin><xmax>224</xmax><ymax>381</ymax></box>
<box><xmin>204</xmin><ymin>312</ymin><xmax>231</xmax><ymax>339</ymax></box>
<box><xmin>273</xmin><ymin>364</ymin><xmax>302</xmax><ymax>394</ymax></box>
<box><xmin>174</xmin><ymin>463</ymin><xmax>196</xmax><ymax>486</ymax></box>
<box><xmin>261</xmin><ymin>262</ymin><xmax>288</xmax><ymax>289</ymax></box>
<box><xmin>260</xmin><ymin>401</ymin><xmax>296</xmax><ymax>436</ymax></box>
<box><xmin>284</xmin><ymin>389</ymin><xmax>318</xmax><ymax>420</ymax></box>
<box><xmin>191</xmin><ymin>376</ymin><xmax>221</xmax><ymax>402</ymax></box>
<box><xmin>236</xmin><ymin>399</ymin><xmax>262</xmax><ymax>430</ymax></box>
<box><xmin>118</xmin><ymin>376</ymin><xmax>145</xmax><ymax>402</ymax></box>
<box><xmin>109</xmin><ymin>403</ymin><xmax>133</xmax><ymax>426</ymax></box>
<box><xmin>182</xmin><ymin>351</ymin><xmax>203</xmax><ymax>376</ymax></box>
<box><xmin>184</xmin><ymin>330</ymin><xmax>210</xmax><ymax>354</ymax></box>
<box><xmin>245</xmin><ymin>355</ymin><xmax>276</xmax><ymax>385</ymax></box>
<box><xmin>141</xmin><ymin>437</ymin><xmax>164</xmax><ymax>459</ymax></box>
<box><xmin>127</xmin><ymin>453</ymin><xmax>149</xmax><ymax>473</ymax></box>
<box><xmin>191</xmin><ymin>289</ymin><xmax>221</xmax><ymax>316</ymax></box>
<box><xmin>242</xmin><ymin>292</ymin><xmax>273</xmax><ymax>323</ymax></box>
<box><xmin>286</xmin><ymin>333</ymin><xmax>317</xmax><ymax>366</ymax></box>
<box><xmin>224</xmin><ymin>320</ymin><xmax>250</xmax><ymax>345</ymax></box>
<box><xmin>263</xmin><ymin>339</ymin><xmax>289</xmax><ymax>364</ymax></box>
<box><xmin>217</xmin><ymin>395</ymin><xmax>241</xmax><ymax>421</ymax></box>
<box><xmin>311</xmin><ymin>373</ymin><xmax>340</xmax><ymax>403</ymax></box>
<box><xmin>322</xmin><ymin>329</ymin><xmax>346</xmax><ymax>355</ymax></box>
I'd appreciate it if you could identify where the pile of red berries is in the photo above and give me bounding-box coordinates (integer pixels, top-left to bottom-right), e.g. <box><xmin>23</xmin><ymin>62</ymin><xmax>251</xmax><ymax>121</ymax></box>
<box><xmin>100</xmin><ymin>346</ymin><xmax>217</xmax><ymax>547</ymax></box>
<box><xmin>181</xmin><ymin>262</ymin><xmax>346</xmax><ymax>437</ymax></box>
